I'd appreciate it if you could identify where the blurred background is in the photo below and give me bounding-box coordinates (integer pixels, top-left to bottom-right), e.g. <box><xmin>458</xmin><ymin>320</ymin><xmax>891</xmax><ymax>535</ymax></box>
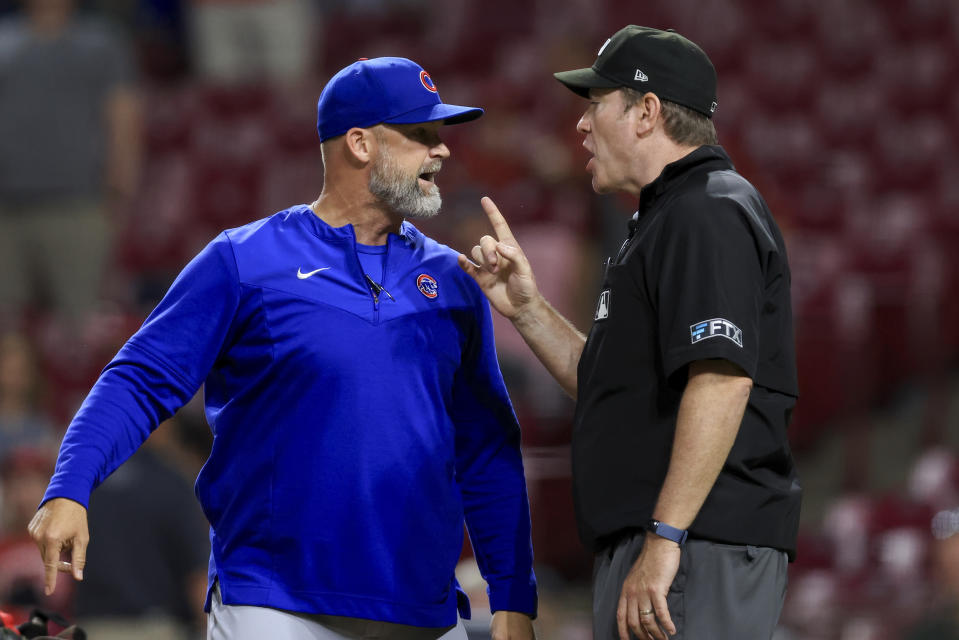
<box><xmin>0</xmin><ymin>0</ymin><xmax>957</xmax><ymax>638</ymax></box>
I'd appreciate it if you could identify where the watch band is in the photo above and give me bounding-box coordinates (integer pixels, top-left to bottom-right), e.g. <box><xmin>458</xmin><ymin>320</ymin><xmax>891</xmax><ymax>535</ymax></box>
<box><xmin>645</xmin><ymin>518</ymin><xmax>688</xmax><ymax>545</ymax></box>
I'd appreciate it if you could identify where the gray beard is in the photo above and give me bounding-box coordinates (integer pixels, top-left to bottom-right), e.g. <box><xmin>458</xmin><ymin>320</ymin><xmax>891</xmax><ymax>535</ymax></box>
<box><xmin>369</xmin><ymin>150</ymin><xmax>442</xmax><ymax>219</ymax></box>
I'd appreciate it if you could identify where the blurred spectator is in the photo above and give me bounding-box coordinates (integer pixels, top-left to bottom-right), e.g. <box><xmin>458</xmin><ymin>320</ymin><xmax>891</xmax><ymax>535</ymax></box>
<box><xmin>189</xmin><ymin>0</ymin><xmax>317</xmax><ymax>84</ymax></box>
<box><xmin>88</xmin><ymin>0</ymin><xmax>190</xmax><ymax>80</ymax></box>
<box><xmin>909</xmin><ymin>448</ymin><xmax>959</xmax><ymax>512</ymax></box>
<box><xmin>903</xmin><ymin>508</ymin><xmax>959</xmax><ymax>639</ymax></box>
<box><xmin>0</xmin><ymin>0</ymin><xmax>142</xmax><ymax>329</ymax></box>
<box><xmin>0</xmin><ymin>332</ymin><xmax>56</xmax><ymax>461</ymax></box>
<box><xmin>75</xmin><ymin>414</ymin><xmax>209</xmax><ymax>640</ymax></box>
<box><xmin>0</xmin><ymin>447</ymin><xmax>71</xmax><ymax>622</ymax></box>
<box><xmin>0</xmin><ymin>447</ymin><xmax>53</xmax><ymax>536</ymax></box>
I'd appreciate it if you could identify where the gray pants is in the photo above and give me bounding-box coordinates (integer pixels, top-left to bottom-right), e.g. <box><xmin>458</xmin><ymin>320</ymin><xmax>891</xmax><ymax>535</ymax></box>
<box><xmin>207</xmin><ymin>583</ymin><xmax>468</xmax><ymax>640</ymax></box>
<box><xmin>593</xmin><ymin>531</ymin><xmax>788</xmax><ymax>640</ymax></box>
<box><xmin>0</xmin><ymin>199</ymin><xmax>110</xmax><ymax>324</ymax></box>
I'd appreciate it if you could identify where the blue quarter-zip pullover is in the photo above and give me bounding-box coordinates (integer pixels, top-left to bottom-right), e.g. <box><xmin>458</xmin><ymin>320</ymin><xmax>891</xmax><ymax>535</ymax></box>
<box><xmin>43</xmin><ymin>205</ymin><xmax>537</xmax><ymax>627</ymax></box>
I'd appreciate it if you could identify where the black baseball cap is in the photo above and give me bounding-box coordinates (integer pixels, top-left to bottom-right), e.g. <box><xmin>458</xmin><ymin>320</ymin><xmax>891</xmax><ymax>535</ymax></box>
<box><xmin>554</xmin><ymin>25</ymin><xmax>718</xmax><ymax>118</ymax></box>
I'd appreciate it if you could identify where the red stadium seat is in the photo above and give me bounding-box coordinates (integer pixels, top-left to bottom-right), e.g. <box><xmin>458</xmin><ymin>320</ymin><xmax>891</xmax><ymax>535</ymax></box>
<box><xmin>143</xmin><ymin>84</ymin><xmax>201</xmax><ymax>154</ymax></box>
<box><xmin>813</xmin><ymin>1</ymin><xmax>887</xmax><ymax>77</ymax></box>
<box><xmin>743</xmin><ymin>40</ymin><xmax>818</xmax><ymax>110</ymax></box>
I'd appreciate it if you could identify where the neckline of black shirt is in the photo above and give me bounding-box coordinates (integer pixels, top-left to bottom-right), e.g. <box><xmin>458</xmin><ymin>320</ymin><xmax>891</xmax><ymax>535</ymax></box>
<box><xmin>627</xmin><ymin>144</ymin><xmax>733</xmax><ymax>238</ymax></box>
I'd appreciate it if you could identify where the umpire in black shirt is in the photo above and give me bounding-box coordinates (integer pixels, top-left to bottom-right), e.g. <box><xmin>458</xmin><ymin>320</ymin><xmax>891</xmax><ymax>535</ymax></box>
<box><xmin>460</xmin><ymin>25</ymin><xmax>801</xmax><ymax>640</ymax></box>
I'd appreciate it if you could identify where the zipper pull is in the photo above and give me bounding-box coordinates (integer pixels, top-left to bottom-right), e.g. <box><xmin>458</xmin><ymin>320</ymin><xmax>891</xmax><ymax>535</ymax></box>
<box><xmin>365</xmin><ymin>274</ymin><xmax>380</xmax><ymax>303</ymax></box>
<box><xmin>365</xmin><ymin>274</ymin><xmax>395</xmax><ymax>303</ymax></box>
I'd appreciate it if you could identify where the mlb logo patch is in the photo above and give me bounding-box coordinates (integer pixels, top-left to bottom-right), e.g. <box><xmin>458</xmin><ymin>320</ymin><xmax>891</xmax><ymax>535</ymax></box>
<box><xmin>594</xmin><ymin>290</ymin><xmax>610</xmax><ymax>321</ymax></box>
<box><xmin>690</xmin><ymin>318</ymin><xmax>743</xmax><ymax>348</ymax></box>
<box><xmin>417</xmin><ymin>273</ymin><xmax>438</xmax><ymax>299</ymax></box>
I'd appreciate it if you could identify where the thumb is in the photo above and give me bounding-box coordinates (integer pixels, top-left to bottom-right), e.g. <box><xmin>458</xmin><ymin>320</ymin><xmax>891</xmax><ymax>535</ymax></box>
<box><xmin>457</xmin><ymin>253</ymin><xmax>481</xmax><ymax>279</ymax></box>
<box><xmin>70</xmin><ymin>540</ymin><xmax>87</xmax><ymax>581</ymax></box>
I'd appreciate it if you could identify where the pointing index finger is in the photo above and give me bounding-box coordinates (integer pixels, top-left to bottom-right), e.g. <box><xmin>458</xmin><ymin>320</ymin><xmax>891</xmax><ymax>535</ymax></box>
<box><xmin>481</xmin><ymin>197</ymin><xmax>517</xmax><ymax>245</ymax></box>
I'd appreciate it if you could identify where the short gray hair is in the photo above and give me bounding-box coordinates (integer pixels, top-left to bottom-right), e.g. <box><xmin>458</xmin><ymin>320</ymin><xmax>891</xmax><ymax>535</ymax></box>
<box><xmin>621</xmin><ymin>87</ymin><xmax>718</xmax><ymax>147</ymax></box>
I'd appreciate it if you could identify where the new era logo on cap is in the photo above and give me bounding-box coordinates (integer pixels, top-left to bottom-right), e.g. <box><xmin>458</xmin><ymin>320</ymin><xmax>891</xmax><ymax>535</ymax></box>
<box><xmin>634</xmin><ymin>69</ymin><xmax>648</xmax><ymax>82</ymax></box>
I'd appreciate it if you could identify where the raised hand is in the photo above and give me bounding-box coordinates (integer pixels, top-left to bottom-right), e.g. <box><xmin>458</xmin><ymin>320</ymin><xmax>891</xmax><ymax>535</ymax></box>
<box><xmin>457</xmin><ymin>197</ymin><xmax>541</xmax><ymax>321</ymax></box>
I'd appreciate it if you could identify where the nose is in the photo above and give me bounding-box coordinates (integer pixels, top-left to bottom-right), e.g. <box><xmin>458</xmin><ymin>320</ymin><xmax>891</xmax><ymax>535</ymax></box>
<box><xmin>576</xmin><ymin>113</ymin><xmax>590</xmax><ymax>134</ymax></box>
<box><xmin>431</xmin><ymin>142</ymin><xmax>451</xmax><ymax>159</ymax></box>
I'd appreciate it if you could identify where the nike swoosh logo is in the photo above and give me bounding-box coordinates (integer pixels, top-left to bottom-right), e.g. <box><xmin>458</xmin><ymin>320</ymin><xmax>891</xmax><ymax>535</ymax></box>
<box><xmin>297</xmin><ymin>267</ymin><xmax>331</xmax><ymax>280</ymax></box>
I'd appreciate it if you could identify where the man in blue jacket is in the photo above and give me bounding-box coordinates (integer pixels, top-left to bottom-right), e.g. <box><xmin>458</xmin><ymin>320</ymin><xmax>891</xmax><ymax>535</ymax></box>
<box><xmin>28</xmin><ymin>57</ymin><xmax>537</xmax><ymax>640</ymax></box>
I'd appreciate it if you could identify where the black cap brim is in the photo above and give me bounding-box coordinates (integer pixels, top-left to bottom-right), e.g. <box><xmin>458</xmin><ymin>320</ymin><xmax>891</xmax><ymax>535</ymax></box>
<box><xmin>553</xmin><ymin>67</ymin><xmax>622</xmax><ymax>98</ymax></box>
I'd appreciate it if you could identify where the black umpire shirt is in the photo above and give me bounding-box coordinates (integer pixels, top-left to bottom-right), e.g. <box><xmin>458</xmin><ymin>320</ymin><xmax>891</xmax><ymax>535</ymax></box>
<box><xmin>572</xmin><ymin>145</ymin><xmax>802</xmax><ymax>558</ymax></box>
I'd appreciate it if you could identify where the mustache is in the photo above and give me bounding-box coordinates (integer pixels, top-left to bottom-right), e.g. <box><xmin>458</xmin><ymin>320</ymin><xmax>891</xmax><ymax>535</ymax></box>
<box><xmin>421</xmin><ymin>161</ymin><xmax>443</xmax><ymax>175</ymax></box>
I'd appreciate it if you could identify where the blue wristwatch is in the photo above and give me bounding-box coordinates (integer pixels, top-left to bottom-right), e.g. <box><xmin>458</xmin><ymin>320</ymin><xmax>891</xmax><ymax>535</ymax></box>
<box><xmin>645</xmin><ymin>519</ymin><xmax>688</xmax><ymax>545</ymax></box>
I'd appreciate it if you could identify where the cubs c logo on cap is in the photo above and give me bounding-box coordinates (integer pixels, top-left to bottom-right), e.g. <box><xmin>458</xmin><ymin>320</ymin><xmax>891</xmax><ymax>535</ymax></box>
<box><xmin>420</xmin><ymin>70</ymin><xmax>438</xmax><ymax>93</ymax></box>
<box><xmin>417</xmin><ymin>274</ymin><xmax>438</xmax><ymax>298</ymax></box>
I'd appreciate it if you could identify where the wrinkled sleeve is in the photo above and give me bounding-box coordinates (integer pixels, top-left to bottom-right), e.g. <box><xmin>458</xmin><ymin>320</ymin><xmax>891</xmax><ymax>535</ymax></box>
<box><xmin>451</xmin><ymin>286</ymin><xmax>537</xmax><ymax>618</ymax></box>
<box><xmin>653</xmin><ymin>196</ymin><xmax>764</xmax><ymax>386</ymax></box>
<box><xmin>43</xmin><ymin>234</ymin><xmax>241</xmax><ymax>508</ymax></box>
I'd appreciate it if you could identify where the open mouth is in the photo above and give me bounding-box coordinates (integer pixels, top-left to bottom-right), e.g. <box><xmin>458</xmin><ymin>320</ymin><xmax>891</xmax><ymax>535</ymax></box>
<box><xmin>418</xmin><ymin>171</ymin><xmax>438</xmax><ymax>190</ymax></box>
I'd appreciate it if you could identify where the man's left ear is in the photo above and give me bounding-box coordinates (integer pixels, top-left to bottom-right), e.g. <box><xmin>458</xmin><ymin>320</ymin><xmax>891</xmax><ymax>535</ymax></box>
<box><xmin>634</xmin><ymin>92</ymin><xmax>662</xmax><ymax>138</ymax></box>
<box><xmin>345</xmin><ymin>127</ymin><xmax>376</xmax><ymax>163</ymax></box>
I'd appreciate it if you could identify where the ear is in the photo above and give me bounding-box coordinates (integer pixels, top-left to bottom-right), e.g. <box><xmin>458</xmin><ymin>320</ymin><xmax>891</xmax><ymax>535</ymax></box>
<box><xmin>344</xmin><ymin>127</ymin><xmax>376</xmax><ymax>163</ymax></box>
<box><xmin>633</xmin><ymin>92</ymin><xmax>663</xmax><ymax>138</ymax></box>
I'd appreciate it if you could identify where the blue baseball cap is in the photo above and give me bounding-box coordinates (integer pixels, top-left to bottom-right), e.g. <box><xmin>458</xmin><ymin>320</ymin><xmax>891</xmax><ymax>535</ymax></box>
<box><xmin>316</xmin><ymin>57</ymin><xmax>484</xmax><ymax>142</ymax></box>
